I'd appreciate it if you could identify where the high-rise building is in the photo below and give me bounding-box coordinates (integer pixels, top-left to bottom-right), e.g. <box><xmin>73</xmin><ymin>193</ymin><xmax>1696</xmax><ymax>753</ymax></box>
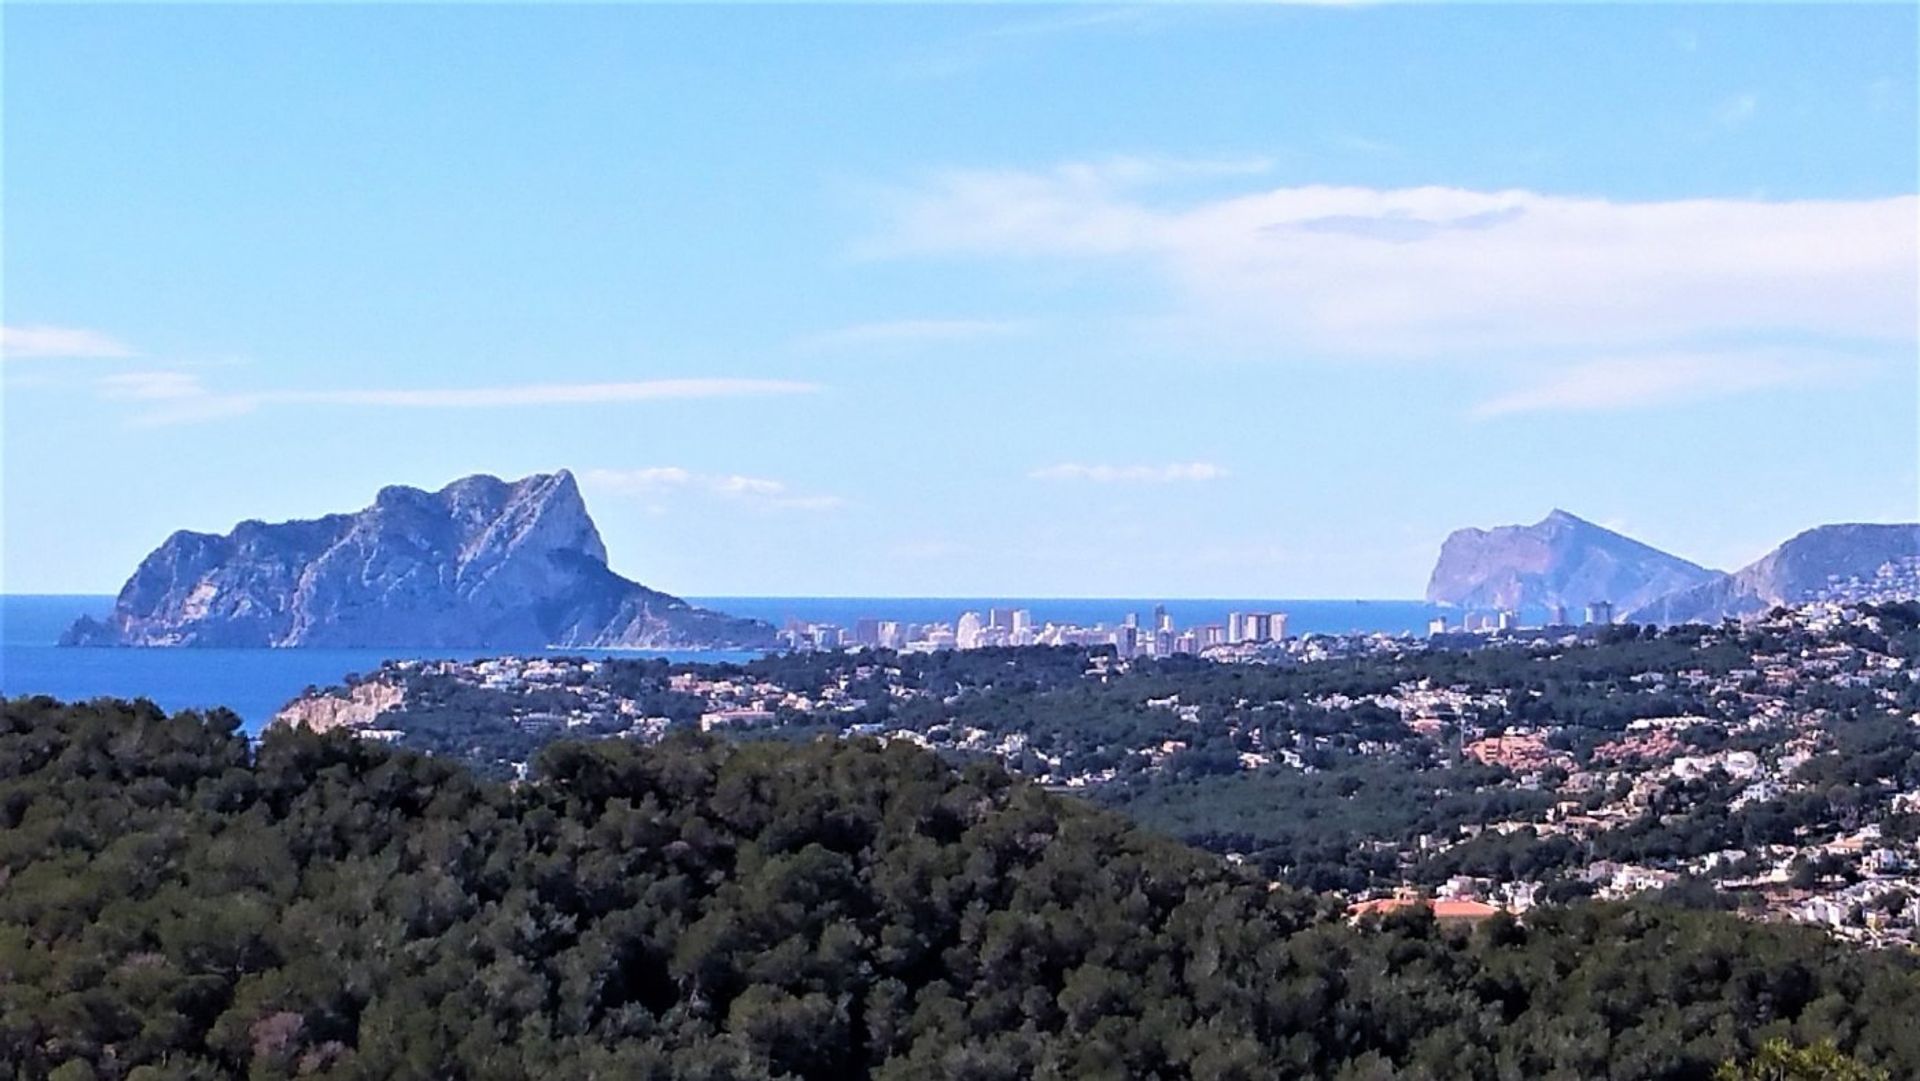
<box><xmin>1153</xmin><ymin>605</ymin><xmax>1171</xmax><ymax>633</ymax></box>
<box><xmin>989</xmin><ymin>607</ymin><xmax>1016</xmax><ymax>630</ymax></box>
<box><xmin>1549</xmin><ymin>603</ymin><xmax>1569</xmax><ymax>627</ymax></box>
<box><xmin>1584</xmin><ymin>601</ymin><xmax>1615</xmax><ymax>626</ymax></box>
<box><xmin>1011</xmin><ymin>609</ymin><xmax>1033</xmax><ymax>636</ymax></box>
<box><xmin>1227</xmin><ymin>612</ymin><xmax>1245</xmax><ymax>643</ymax></box>
<box><xmin>877</xmin><ymin>621</ymin><xmax>906</xmax><ymax>650</ymax></box>
<box><xmin>1269</xmin><ymin>611</ymin><xmax>1288</xmax><ymax>640</ymax></box>
<box><xmin>1497</xmin><ymin>610</ymin><xmax>1518</xmax><ymax>632</ymax></box>
<box><xmin>1123</xmin><ymin>611</ymin><xmax>1139</xmax><ymax>629</ymax></box>
<box><xmin>1112</xmin><ymin>624</ymin><xmax>1137</xmax><ymax>659</ymax></box>
<box><xmin>852</xmin><ymin>618</ymin><xmax>881</xmax><ymax>647</ymax></box>
<box><xmin>1428</xmin><ymin>616</ymin><xmax>1449</xmax><ymax>636</ymax></box>
<box><xmin>1241</xmin><ymin>613</ymin><xmax>1269</xmax><ymax>643</ymax></box>
<box><xmin>956</xmin><ymin>611</ymin><xmax>986</xmax><ymax>649</ymax></box>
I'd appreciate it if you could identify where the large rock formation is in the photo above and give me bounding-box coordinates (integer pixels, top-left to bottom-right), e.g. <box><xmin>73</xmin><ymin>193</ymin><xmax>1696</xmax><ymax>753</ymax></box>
<box><xmin>1426</xmin><ymin>509</ymin><xmax>1719</xmax><ymax>614</ymax></box>
<box><xmin>62</xmin><ymin>470</ymin><xmax>777</xmax><ymax>650</ymax></box>
<box><xmin>1632</xmin><ymin>523</ymin><xmax>1920</xmax><ymax>624</ymax></box>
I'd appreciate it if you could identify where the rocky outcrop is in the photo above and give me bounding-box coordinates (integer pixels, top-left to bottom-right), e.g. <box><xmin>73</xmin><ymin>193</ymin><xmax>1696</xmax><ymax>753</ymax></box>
<box><xmin>1632</xmin><ymin>523</ymin><xmax>1920</xmax><ymax>624</ymax></box>
<box><xmin>62</xmin><ymin>470</ymin><xmax>777</xmax><ymax>650</ymax></box>
<box><xmin>274</xmin><ymin>679</ymin><xmax>407</xmax><ymax>733</ymax></box>
<box><xmin>1426</xmin><ymin>509</ymin><xmax>1719</xmax><ymax>614</ymax></box>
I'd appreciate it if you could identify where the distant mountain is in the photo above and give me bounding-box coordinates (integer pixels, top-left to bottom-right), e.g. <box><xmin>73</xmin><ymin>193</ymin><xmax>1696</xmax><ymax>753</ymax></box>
<box><xmin>61</xmin><ymin>470</ymin><xmax>777</xmax><ymax>650</ymax></box>
<box><xmin>1426</xmin><ymin>509</ymin><xmax>1719</xmax><ymax>615</ymax></box>
<box><xmin>1632</xmin><ymin>523</ymin><xmax>1920</xmax><ymax>625</ymax></box>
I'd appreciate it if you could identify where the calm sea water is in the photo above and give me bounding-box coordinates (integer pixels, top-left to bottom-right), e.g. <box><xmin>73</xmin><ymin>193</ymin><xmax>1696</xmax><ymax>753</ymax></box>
<box><xmin>0</xmin><ymin>595</ymin><xmax>761</xmax><ymax>734</ymax></box>
<box><xmin>1</xmin><ymin>594</ymin><xmax>1437</xmax><ymax>734</ymax></box>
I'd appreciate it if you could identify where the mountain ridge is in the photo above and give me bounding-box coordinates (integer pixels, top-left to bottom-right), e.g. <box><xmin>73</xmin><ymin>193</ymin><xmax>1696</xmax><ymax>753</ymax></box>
<box><xmin>1425</xmin><ymin>509</ymin><xmax>1720</xmax><ymax>614</ymax></box>
<box><xmin>1631</xmin><ymin>522</ymin><xmax>1920</xmax><ymax>624</ymax></box>
<box><xmin>61</xmin><ymin>469</ymin><xmax>777</xmax><ymax>650</ymax></box>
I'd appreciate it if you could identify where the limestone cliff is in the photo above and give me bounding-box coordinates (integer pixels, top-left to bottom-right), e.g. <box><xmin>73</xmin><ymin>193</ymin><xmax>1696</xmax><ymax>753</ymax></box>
<box><xmin>1426</xmin><ymin>509</ymin><xmax>1719</xmax><ymax>614</ymax></box>
<box><xmin>62</xmin><ymin>470</ymin><xmax>777</xmax><ymax>650</ymax></box>
<box><xmin>273</xmin><ymin>679</ymin><xmax>407</xmax><ymax>733</ymax></box>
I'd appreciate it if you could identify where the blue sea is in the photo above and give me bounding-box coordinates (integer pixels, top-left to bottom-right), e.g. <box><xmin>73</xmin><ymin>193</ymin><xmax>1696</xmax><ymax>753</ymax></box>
<box><xmin>0</xmin><ymin>594</ymin><xmax>1438</xmax><ymax>734</ymax></box>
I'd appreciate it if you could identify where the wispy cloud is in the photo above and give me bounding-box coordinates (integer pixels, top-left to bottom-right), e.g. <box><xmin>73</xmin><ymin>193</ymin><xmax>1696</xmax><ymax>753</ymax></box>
<box><xmin>581</xmin><ymin>467</ymin><xmax>844</xmax><ymax>512</ymax></box>
<box><xmin>1030</xmin><ymin>461</ymin><xmax>1228</xmax><ymax>483</ymax></box>
<box><xmin>796</xmin><ymin>318</ymin><xmax>1027</xmax><ymax>352</ymax></box>
<box><xmin>283</xmin><ymin>379</ymin><xmax>817</xmax><ymax>409</ymax></box>
<box><xmin>865</xmin><ymin>165</ymin><xmax>1918</xmax><ymax>358</ymax></box>
<box><xmin>579</xmin><ymin>466</ymin><xmax>694</xmax><ymax>490</ymax></box>
<box><xmin>900</xmin><ymin>6</ymin><xmax>1173</xmax><ymax>80</ymax></box>
<box><xmin>1335</xmin><ymin>134</ymin><xmax>1400</xmax><ymax>156</ymax></box>
<box><xmin>96</xmin><ymin>372</ymin><xmax>819</xmax><ymax>426</ymax></box>
<box><xmin>1469</xmin><ymin>349</ymin><xmax>1857</xmax><ymax>419</ymax></box>
<box><xmin>2</xmin><ymin>324</ymin><xmax>136</xmax><ymax>360</ymax></box>
<box><xmin>1715</xmin><ymin>92</ymin><xmax>1759</xmax><ymax>127</ymax></box>
<box><xmin>985</xmin><ymin>6</ymin><xmax>1158</xmax><ymax>39</ymax></box>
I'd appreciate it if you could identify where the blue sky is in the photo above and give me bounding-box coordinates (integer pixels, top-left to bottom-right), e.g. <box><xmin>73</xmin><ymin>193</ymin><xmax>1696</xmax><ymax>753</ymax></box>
<box><xmin>4</xmin><ymin>3</ymin><xmax>1916</xmax><ymax>598</ymax></box>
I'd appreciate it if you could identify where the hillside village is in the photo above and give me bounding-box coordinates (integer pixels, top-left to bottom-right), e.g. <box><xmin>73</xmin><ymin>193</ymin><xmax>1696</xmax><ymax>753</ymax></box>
<box><xmin>277</xmin><ymin>600</ymin><xmax>1920</xmax><ymax>946</ymax></box>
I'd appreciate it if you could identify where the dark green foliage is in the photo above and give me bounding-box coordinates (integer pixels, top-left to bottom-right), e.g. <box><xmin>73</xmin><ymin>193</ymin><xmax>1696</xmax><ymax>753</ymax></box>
<box><xmin>378</xmin><ymin>661</ymin><xmax>706</xmax><ymax>778</ymax></box>
<box><xmin>4</xmin><ymin>696</ymin><xmax>1920</xmax><ymax>1080</ymax></box>
<box><xmin>1099</xmin><ymin>761</ymin><xmax>1556</xmax><ymax>891</ymax></box>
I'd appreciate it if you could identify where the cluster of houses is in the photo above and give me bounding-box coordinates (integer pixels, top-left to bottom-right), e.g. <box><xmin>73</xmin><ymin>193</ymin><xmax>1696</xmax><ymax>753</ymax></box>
<box><xmin>1341</xmin><ymin>603</ymin><xmax>1920</xmax><ymax>945</ymax></box>
<box><xmin>282</xmin><ymin>599</ymin><xmax>1920</xmax><ymax>944</ymax></box>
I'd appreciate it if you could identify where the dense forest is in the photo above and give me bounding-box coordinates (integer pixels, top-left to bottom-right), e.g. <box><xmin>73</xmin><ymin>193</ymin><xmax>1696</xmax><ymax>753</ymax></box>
<box><xmin>4</xmin><ymin>696</ymin><xmax>1919</xmax><ymax>1080</ymax></box>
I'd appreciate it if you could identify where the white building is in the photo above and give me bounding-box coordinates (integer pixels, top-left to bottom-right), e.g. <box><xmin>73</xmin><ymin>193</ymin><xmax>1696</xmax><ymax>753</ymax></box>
<box><xmin>956</xmin><ymin>612</ymin><xmax>986</xmax><ymax>650</ymax></box>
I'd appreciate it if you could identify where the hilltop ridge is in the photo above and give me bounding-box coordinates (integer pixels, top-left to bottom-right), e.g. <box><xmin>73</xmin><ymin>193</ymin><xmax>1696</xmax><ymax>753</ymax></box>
<box><xmin>1632</xmin><ymin>522</ymin><xmax>1920</xmax><ymax>624</ymax></box>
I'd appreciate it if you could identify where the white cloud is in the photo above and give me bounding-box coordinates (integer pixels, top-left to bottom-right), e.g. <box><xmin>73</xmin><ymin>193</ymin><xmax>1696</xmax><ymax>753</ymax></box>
<box><xmin>579</xmin><ymin>466</ymin><xmax>695</xmax><ymax>491</ymax></box>
<box><xmin>582</xmin><ymin>467</ymin><xmax>844</xmax><ymax>512</ymax></box>
<box><xmin>2</xmin><ymin>324</ymin><xmax>135</xmax><ymax>360</ymax></box>
<box><xmin>1029</xmin><ymin>461</ymin><xmax>1228</xmax><ymax>483</ymax></box>
<box><xmin>796</xmin><ymin>319</ymin><xmax>1027</xmax><ymax>352</ymax></box>
<box><xmin>95</xmin><ymin>373</ymin><xmax>818</xmax><ymax>425</ymax></box>
<box><xmin>711</xmin><ymin>474</ymin><xmax>789</xmax><ymax>497</ymax></box>
<box><xmin>867</xmin><ymin>167</ymin><xmax>1918</xmax><ymax>358</ymax></box>
<box><xmin>1469</xmin><ymin>349</ymin><xmax>1858</xmax><ymax>419</ymax></box>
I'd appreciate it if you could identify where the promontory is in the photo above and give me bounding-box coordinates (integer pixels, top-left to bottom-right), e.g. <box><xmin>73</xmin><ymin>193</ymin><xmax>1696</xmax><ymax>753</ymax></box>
<box><xmin>61</xmin><ymin>470</ymin><xmax>777</xmax><ymax>650</ymax></box>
